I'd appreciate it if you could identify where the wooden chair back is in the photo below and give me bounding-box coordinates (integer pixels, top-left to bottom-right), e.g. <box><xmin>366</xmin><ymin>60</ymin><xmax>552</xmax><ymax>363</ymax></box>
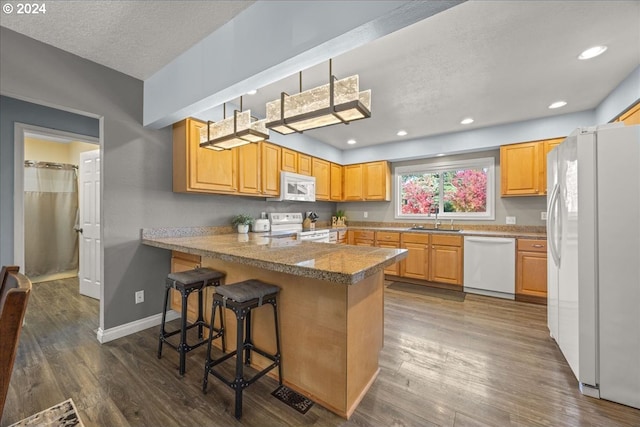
<box><xmin>0</xmin><ymin>267</ymin><xmax>32</xmax><ymax>417</ymax></box>
<box><xmin>0</xmin><ymin>266</ymin><xmax>20</xmax><ymax>302</ymax></box>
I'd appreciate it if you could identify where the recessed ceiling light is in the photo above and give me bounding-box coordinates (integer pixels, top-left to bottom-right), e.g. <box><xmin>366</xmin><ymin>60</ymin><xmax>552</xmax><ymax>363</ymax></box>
<box><xmin>548</xmin><ymin>101</ymin><xmax>567</xmax><ymax>109</ymax></box>
<box><xmin>246</xmin><ymin>89</ymin><xmax>258</xmax><ymax>95</ymax></box>
<box><xmin>578</xmin><ymin>45</ymin><xmax>607</xmax><ymax>60</ymax></box>
<box><xmin>460</xmin><ymin>118</ymin><xmax>474</xmax><ymax>125</ymax></box>
<box><xmin>347</xmin><ymin>139</ymin><xmax>357</xmax><ymax>145</ymax></box>
<box><xmin>436</xmin><ymin>153</ymin><xmax>445</xmax><ymax>157</ymax></box>
<box><xmin>396</xmin><ymin>130</ymin><xmax>407</xmax><ymax>136</ymax></box>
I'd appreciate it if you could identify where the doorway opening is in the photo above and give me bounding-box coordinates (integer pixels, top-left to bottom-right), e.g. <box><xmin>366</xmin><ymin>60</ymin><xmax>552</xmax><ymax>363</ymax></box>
<box><xmin>13</xmin><ymin>124</ymin><xmax>101</xmax><ymax>299</ymax></box>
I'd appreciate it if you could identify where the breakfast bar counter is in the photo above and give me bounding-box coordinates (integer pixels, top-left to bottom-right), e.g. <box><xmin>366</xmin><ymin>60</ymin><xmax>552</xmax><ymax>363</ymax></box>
<box><xmin>142</xmin><ymin>229</ymin><xmax>407</xmax><ymax>419</ymax></box>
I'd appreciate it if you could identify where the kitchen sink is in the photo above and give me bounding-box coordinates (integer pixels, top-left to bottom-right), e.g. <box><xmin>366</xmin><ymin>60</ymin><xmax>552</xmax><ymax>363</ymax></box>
<box><xmin>407</xmin><ymin>226</ymin><xmax>461</xmax><ymax>232</ymax></box>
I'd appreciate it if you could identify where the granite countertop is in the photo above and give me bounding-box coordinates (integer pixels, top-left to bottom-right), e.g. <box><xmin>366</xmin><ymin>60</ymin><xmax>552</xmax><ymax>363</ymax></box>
<box><xmin>339</xmin><ymin>226</ymin><xmax>547</xmax><ymax>239</ymax></box>
<box><xmin>141</xmin><ymin>232</ymin><xmax>407</xmax><ymax>285</ymax></box>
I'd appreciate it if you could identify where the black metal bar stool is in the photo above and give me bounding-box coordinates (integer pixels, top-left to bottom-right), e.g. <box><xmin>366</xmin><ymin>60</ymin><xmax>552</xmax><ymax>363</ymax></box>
<box><xmin>158</xmin><ymin>267</ymin><xmax>226</xmax><ymax>376</ymax></box>
<box><xmin>202</xmin><ymin>279</ymin><xmax>282</xmax><ymax>420</ymax></box>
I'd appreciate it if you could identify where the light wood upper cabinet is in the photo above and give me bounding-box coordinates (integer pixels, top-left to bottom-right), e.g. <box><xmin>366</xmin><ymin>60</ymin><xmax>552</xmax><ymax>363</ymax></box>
<box><xmin>501</xmin><ymin>138</ymin><xmax>565</xmax><ymax>197</ymax></box>
<box><xmin>298</xmin><ymin>154</ymin><xmax>312</xmax><ymax>176</ymax></box>
<box><xmin>363</xmin><ymin>161</ymin><xmax>391</xmax><ymax>201</ymax></box>
<box><xmin>616</xmin><ymin>102</ymin><xmax>640</xmax><ymax>126</ymax></box>
<box><xmin>343</xmin><ymin>161</ymin><xmax>390</xmax><ymax>201</ymax></box>
<box><xmin>281</xmin><ymin>147</ymin><xmax>298</xmax><ymax>173</ymax></box>
<box><xmin>516</xmin><ymin>239</ymin><xmax>547</xmax><ymax>300</ymax></box>
<box><xmin>261</xmin><ymin>142</ymin><xmax>281</xmax><ymax>196</ymax></box>
<box><xmin>237</xmin><ymin>143</ymin><xmax>260</xmax><ymax>195</ymax></box>
<box><xmin>173</xmin><ymin>118</ymin><xmax>237</xmax><ymax>194</ymax></box>
<box><xmin>330</xmin><ymin>163</ymin><xmax>343</xmax><ymax>201</ymax></box>
<box><xmin>312</xmin><ymin>158</ymin><xmax>330</xmax><ymax>201</ymax></box>
<box><xmin>541</xmin><ymin>138</ymin><xmax>564</xmax><ymax>195</ymax></box>
<box><xmin>500</xmin><ymin>142</ymin><xmax>540</xmax><ymax>196</ymax></box>
<box><xmin>344</xmin><ymin>164</ymin><xmax>363</xmax><ymax>201</ymax></box>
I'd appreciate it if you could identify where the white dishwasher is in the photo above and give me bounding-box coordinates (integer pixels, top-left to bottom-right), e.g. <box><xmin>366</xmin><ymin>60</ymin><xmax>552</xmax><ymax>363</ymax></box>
<box><xmin>463</xmin><ymin>236</ymin><xmax>515</xmax><ymax>299</ymax></box>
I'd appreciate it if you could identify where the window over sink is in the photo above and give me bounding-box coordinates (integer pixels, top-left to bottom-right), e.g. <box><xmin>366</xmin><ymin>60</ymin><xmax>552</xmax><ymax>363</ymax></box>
<box><xmin>395</xmin><ymin>157</ymin><xmax>495</xmax><ymax>220</ymax></box>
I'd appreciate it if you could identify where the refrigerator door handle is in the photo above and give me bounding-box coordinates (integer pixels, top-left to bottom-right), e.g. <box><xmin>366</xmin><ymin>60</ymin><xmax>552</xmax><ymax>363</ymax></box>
<box><xmin>547</xmin><ymin>183</ymin><xmax>561</xmax><ymax>267</ymax></box>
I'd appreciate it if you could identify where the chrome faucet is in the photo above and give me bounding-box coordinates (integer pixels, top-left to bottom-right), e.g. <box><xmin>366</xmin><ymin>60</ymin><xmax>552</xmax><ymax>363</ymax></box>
<box><xmin>432</xmin><ymin>207</ymin><xmax>440</xmax><ymax>229</ymax></box>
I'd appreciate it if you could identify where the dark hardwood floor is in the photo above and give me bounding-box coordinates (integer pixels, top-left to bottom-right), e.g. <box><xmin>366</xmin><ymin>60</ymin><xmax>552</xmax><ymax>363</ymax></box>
<box><xmin>2</xmin><ymin>279</ymin><xmax>639</xmax><ymax>426</ymax></box>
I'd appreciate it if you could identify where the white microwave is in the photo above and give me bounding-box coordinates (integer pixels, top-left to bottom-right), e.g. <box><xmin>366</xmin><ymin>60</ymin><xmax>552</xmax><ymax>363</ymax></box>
<box><xmin>269</xmin><ymin>171</ymin><xmax>316</xmax><ymax>202</ymax></box>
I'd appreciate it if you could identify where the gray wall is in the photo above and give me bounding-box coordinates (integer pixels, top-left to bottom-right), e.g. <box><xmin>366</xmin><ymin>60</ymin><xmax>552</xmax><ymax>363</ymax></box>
<box><xmin>339</xmin><ymin>149</ymin><xmax>547</xmax><ymax>226</ymax></box>
<box><xmin>0</xmin><ymin>28</ymin><xmax>336</xmax><ymax>331</ymax></box>
<box><xmin>0</xmin><ymin>95</ymin><xmax>100</xmax><ymax>266</ymax></box>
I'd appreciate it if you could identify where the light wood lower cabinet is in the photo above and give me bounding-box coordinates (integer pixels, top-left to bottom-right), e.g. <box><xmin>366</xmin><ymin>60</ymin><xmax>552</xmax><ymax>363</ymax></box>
<box><xmin>375</xmin><ymin>231</ymin><xmax>400</xmax><ymax>276</ymax></box>
<box><xmin>516</xmin><ymin>239</ymin><xmax>547</xmax><ymax>302</ymax></box>
<box><xmin>399</xmin><ymin>233</ymin><xmax>463</xmax><ymax>285</ymax></box>
<box><xmin>400</xmin><ymin>233</ymin><xmax>430</xmax><ymax>280</ymax></box>
<box><xmin>350</xmin><ymin>230</ymin><xmax>375</xmax><ymax>246</ymax></box>
<box><xmin>170</xmin><ymin>251</ymin><xmax>202</xmax><ymax>323</ymax></box>
<box><xmin>430</xmin><ymin>234</ymin><xmax>463</xmax><ymax>285</ymax></box>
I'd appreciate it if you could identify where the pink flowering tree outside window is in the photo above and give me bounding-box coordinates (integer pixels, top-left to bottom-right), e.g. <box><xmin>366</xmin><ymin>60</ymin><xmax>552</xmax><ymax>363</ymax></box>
<box><xmin>400</xmin><ymin>173</ymin><xmax>438</xmax><ymax>214</ymax></box>
<box><xmin>398</xmin><ymin>162</ymin><xmax>492</xmax><ymax>219</ymax></box>
<box><xmin>443</xmin><ymin>169</ymin><xmax>487</xmax><ymax>212</ymax></box>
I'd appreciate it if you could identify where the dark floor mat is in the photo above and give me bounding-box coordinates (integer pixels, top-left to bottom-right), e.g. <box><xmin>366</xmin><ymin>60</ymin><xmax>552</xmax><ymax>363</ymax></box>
<box><xmin>388</xmin><ymin>281</ymin><xmax>466</xmax><ymax>302</ymax></box>
<box><xmin>271</xmin><ymin>385</ymin><xmax>314</xmax><ymax>414</ymax></box>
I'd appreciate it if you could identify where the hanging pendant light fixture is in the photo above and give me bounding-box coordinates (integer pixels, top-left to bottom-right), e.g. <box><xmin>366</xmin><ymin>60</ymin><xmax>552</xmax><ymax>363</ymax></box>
<box><xmin>265</xmin><ymin>59</ymin><xmax>371</xmax><ymax>135</ymax></box>
<box><xmin>200</xmin><ymin>97</ymin><xmax>269</xmax><ymax>150</ymax></box>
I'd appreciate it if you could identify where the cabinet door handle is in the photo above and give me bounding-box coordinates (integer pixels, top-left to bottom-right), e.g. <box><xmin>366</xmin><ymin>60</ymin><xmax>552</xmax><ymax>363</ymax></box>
<box><xmin>532</xmin><ymin>244</ymin><xmax>544</xmax><ymax>248</ymax></box>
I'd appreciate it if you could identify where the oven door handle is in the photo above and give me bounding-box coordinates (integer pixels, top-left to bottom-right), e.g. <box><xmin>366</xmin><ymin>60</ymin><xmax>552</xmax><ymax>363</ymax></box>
<box><xmin>300</xmin><ymin>234</ymin><xmax>330</xmax><ymax>242</ymax></box>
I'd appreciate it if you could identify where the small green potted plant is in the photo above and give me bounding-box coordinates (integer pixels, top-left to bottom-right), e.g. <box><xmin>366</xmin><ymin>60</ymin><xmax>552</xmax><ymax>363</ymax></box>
<box><xmin>333</xmin><ymin>210</ymin><xmax>347</xmax><ymax>227</ymax></box>
<box><xmin>231</xmin><ymin>214</ymin><xmax>253</xmax><ymax>234</ymax></box>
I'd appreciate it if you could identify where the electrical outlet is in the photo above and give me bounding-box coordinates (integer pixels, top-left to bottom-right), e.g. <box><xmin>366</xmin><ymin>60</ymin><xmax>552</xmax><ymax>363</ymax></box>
<box><xmin>506</xmin><ymin>216</ymin><xmax>516</xmax><ymax>225</ymax></box>
<box><xmin>135</xmin><ymin>290</ymin><xmax>144</xmax><ymax>304</ymax></box>
<box><xmin>363</xmin><ymin>211</ymin><xmax>368</xmax><ymax>218</ymax></box>
<box><xmin>541</xmin><ymin>211</ymin><xmax>547</xmax><ymax>220</ymax></box>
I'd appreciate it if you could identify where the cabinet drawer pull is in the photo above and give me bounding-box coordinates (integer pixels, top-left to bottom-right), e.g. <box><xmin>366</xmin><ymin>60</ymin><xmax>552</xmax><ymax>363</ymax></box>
<box><xmin>532</xmin><ymin>244</ymin><xmax>544</xmax><ymax>248</ymax></box>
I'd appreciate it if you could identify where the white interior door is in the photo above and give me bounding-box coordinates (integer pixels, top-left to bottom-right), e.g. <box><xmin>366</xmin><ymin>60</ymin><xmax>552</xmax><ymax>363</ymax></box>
<box><xmin>78</xmin><ymin>150</ymin><xmax>101</xmax><ymax>299</ymax></box>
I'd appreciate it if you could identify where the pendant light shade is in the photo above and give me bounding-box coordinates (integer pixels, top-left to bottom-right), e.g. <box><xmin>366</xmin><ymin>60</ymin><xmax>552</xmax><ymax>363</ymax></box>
<box><xmin>265</xmin><ymin>61</ymin><xmax>371</xmax><ymax>135</ymax></box>
<box><xmin>200</xmin><ymin>99</ymin><xmax>269</xmax><ymax>150</ymax></box>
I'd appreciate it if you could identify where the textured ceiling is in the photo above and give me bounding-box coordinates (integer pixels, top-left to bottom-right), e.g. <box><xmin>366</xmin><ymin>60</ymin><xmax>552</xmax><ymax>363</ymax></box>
<box><xmin>0</xmin><ymin>1</ymin><xmax>255</xmax><ymax>80</ymax></box>
<box><xmin>1</xmin><ymin>1</ymin><xmax>639</xmax><ymax>150</ymax></box>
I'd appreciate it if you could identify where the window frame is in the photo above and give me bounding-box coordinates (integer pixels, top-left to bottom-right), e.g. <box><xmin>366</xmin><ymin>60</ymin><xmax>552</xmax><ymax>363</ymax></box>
<box><xmin>394</xmin><ymin>157</ymin><xmax>495</xmax><ymax>221</ymax></box>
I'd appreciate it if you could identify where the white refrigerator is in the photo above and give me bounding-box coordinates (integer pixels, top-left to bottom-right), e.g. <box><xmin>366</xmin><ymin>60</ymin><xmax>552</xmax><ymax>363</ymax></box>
<box><xmin>547</xmin><ymin>123</ymin><xmax>640</xmax><ymax>409</ymax></box>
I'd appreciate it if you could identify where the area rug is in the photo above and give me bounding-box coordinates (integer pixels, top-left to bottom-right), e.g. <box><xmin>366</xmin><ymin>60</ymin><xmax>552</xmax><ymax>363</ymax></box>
<box><xmin>9</xmin><ymin>398</ymin><xmax>85</xmax><ymax>427</ymax></box>
<box><xmin>272</xmin><ymin>385</ymin><xmax>314</xmax><ymax>414</ymax></box>
<box><xmin>388</xmin><ymin>281</ymin><xmax>466</xmax><ymax>302</ymax></box>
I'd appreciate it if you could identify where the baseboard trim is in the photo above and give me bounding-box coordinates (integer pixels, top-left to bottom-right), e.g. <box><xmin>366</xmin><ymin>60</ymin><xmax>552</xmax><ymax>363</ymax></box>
<box><xmin>463</xmin><ymin>287</ymin><xmax>515</xmax><ymax>300</ymax></box>
<box><xmin>97</xmin><ymin>310</ymin><xmax>179</xmax><ymax>343</ymax></box>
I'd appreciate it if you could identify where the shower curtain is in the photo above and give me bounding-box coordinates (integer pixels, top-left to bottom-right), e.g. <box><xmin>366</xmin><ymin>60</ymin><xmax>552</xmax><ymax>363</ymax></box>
<box><xmin>24</xmin><ymin>161</ymin><xmax>79</xmax><ymax>280</ymax></box>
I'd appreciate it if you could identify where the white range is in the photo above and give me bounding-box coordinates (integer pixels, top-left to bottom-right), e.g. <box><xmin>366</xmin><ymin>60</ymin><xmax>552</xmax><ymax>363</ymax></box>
<box><xmin>268</xmin><ymin>213</ymin><xmax>330</xmax><ymax>243</ymax></box>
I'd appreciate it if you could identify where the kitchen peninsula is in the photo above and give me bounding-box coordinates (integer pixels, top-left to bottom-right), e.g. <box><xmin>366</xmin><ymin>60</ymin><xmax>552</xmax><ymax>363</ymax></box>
<box><xmin>141</xmin><ymin>228</ymin><xmax>407</xmax><ymax>418</ymax></box>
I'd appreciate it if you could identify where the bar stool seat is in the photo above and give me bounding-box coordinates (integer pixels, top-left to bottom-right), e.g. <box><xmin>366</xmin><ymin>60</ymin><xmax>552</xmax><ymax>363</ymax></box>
<box><xmin>158</xmin><ymin>267</ymin><xmax>226</xmax><ymax>376</ymax></box>
<box><xmin>203</xmin><ymin>279</ymin><xmax>282</xmax><ymax>420</ymax></box>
